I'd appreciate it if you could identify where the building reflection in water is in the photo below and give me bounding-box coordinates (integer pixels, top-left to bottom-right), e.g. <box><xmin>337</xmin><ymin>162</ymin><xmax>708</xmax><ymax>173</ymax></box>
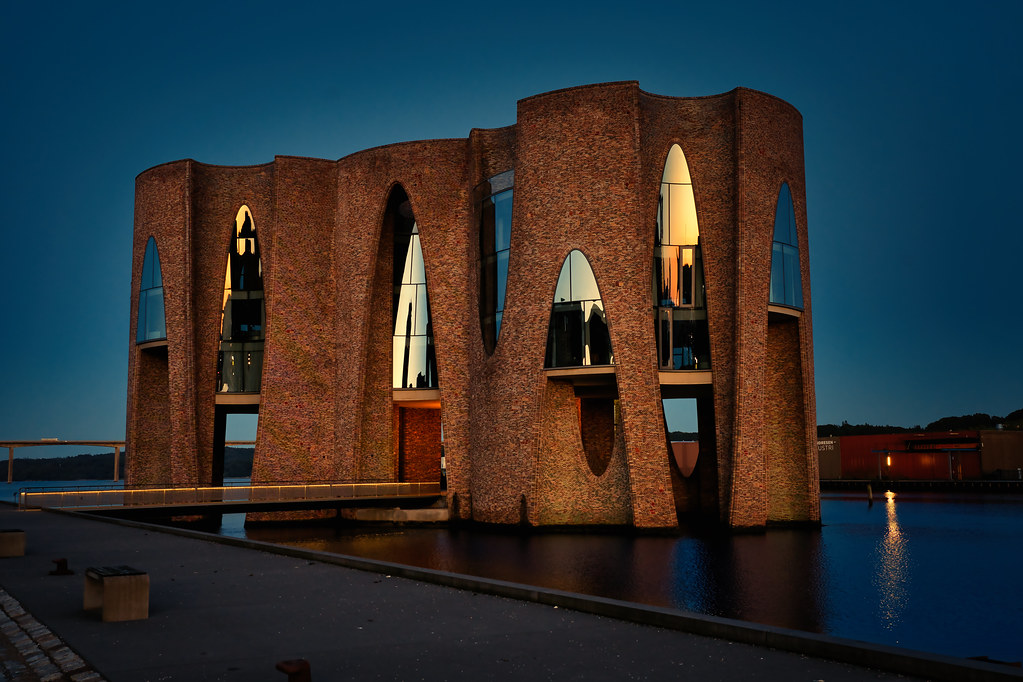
<box><xmin>875</xmin><ymin>491</ymin><xmax>909</xmax><ymax>630</ymax></box>
<box><xmin>240</xmin><ymin>522</ymin><xmax>827</xmax><ymax>633</ymax></box>
<box><xmin>669</xmin><ymin>530</ymin><xmax>828</xmax><ymax>632</ymax></box>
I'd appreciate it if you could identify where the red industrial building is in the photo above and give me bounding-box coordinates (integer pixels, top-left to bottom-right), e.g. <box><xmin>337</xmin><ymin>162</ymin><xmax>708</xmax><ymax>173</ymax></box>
<box><xmin>818</xmin><ymin>431</ymin><xmax>1023</xmax><ymax>481</ymax></box>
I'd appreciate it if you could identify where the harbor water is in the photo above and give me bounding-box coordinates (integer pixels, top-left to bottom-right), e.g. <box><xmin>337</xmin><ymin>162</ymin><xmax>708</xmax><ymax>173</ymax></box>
<box><xmin>224</xmin><ymin>490</ymin><xmax>1023</xmax><ymax>664</ymax></box>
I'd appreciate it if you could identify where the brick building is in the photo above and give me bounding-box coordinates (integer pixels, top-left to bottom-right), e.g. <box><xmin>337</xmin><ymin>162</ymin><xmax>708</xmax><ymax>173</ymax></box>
<box><xmin>126</xmin><ymin>82</ymin><xmax>819</xmax><ymax>529</ymax></box>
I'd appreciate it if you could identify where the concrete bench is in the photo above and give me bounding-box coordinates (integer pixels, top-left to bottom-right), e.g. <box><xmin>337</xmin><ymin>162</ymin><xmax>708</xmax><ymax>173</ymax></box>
<box><xmin>84</xmin><ymin>566</ymin><xmax>149</xmax><ymax>622</ymax></box>
<box><xmin>0</xmin><ymin>529</ymin><xmax>25</xmax><ymax>557</ymax></box>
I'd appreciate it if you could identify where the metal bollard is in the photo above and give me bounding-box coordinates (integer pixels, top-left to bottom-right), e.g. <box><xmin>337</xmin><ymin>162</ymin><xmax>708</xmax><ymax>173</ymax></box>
<box><xmin>276</xmin><ymin>659</ymin><xmax>311</xmax><ymax>682</ymax></box>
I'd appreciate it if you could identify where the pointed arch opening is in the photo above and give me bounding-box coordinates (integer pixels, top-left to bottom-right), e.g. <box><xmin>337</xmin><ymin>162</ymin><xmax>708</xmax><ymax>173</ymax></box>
<box><xmin>380</xmin><ymin>186</ymin><xmax>442</xmax><ymax>485</ymax></box>
<box><xmin>392</xmin><ymin>205</ymin><xmax>437</xmax><ymax>390</ymax></box>
<box><xmin>477</xmin><ymin>170</ymin><xmax>514</xmax><ymax>355</ymax></box>
<box><xmin>544</xmin><ymin>250</ymin><xmax>613</xmax><ymax>369</ymax></box>
<box><xmin>770</xmin><ymin>182</ymin><xmax>803</xmax><ymax>310</ymax></box>
<box><xmin>654</xmin><ymin>144</ymin><xmax>710</xmax><ymax>372</ymax></box>
<box><xmin>217</xmin><ymin>206</ymin><xmax>265</xmax><ymax>394</ymax></box>
<box><xmin>136</xmin><ymin>237</ymin><xmax>166</xmax><ymax>344</ymax></box>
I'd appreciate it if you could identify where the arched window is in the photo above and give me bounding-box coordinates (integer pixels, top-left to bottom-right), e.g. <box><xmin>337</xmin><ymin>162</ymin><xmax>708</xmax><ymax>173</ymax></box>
<box><xmin>654</xmin><ymin>144</ymin><xmax>710</xmax><ymax>370</ymax></box>
<box><xmin>477</xmin><ymin>170</ymin><xmax>514</xmax><ymax>354</ymax></box>
<box><xmin>393</xmin><ymin>215</ymin><xmax>437</xmax><ymax>389</ymax></box>
<box><xmin>769</xmin><ymin>183</ymin><xmax>803</xmax><ymax>309</ymax></box>
<box><xmin>217</xmin><ymin>206</ymin><xmax>265</xmax><ymax>393</ymax></box>
<box><xmin>136</xmin><ymin>237</ymin><xmax>166</xmax><ymax>343</ymax></box>
<box><xmin>544</xmin><ymin>250</ymin><xmax>613</xmax><ymax>368</ymax></box>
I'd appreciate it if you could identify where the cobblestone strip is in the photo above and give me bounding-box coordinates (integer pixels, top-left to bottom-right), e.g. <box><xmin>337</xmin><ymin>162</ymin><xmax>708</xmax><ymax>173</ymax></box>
<box><xmin>0</xmin><ymin>589</ymin><xmax>104</xmax><ymax>682</ymax></box>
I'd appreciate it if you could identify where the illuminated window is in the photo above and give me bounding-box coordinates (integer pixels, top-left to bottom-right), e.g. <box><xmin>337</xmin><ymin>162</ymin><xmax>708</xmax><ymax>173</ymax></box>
<box><xmin>544</xmin><ymin>250</ymin><xmax>613</xmax><ymax>368</ymax></box>
<box><xmin>217</xmin><ymin>206</ymin><xmax>265</xmax><ymax>393</ymax></box>
<box><xmin>654</xmin><ymin>144</ymin><xmax>710</xmax><ymax>370</ymax></box>
<box><xmin>769</xmin><ymin>183</ymin><xmax>803</xmax><ymax>309</ymax></box>
<box><xmin>393</xmin><ymin>201</ymin><xmax>437</xmax><ymax>389</ymax></box>
<box><xmin>136</xmin><ymin>237</ymin><xmax>166</xmax><ymax>343</ymax></box>
<box><xmin>477</xmin><ymin>170</ymin><xmax>514</xmax><ymax>354</ymax></box>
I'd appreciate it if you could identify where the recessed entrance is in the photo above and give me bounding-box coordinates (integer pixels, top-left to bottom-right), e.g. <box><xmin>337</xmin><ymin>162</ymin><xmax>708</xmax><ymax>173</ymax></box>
<box><xmin>212</xmin><ymin>404</ymin><xmax>258</xmax><ymax>486</ymax></box>
<box><xmin>661</xmin><ymin>387</ymin><xmax>717</xmax><ymax>520</ymax></box>
<box><xmin>664</xmin><ymin>398</ymin><xmax>698</xmax><ymax>477</ymax></box>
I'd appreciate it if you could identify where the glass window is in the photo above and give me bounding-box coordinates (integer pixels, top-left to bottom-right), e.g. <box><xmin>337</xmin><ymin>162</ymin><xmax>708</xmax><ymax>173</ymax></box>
<box><xmin>217</xmin><ymin>206</ymin><xmax>265</xmax><ymax>393</ymax></box>
<box><xmin>769</xmin><ymin>183</ymin><xmax>804</xmax><ymax>309</ymax></box>
<box><xmin>393</xmin><ymin>203</ymin><xmax>437</xmax><ymax>389</ymax></box>
<box><xmin>477</xmin><ymin>171</ymin><xmax>514</xmax><ymax>354</ymax></box>
<box><xmin>654</xmin><ymin>145</ymin><xmax>711</xmax><ymax>370</ymax></box>
<box><xmin>544</xmin><ymin>250</ymin><xmax>614</xmax><ymax>368</ymax></box>
<box><xmin>136</xmin><ymin>237</ymin><xmax>166</xmax><ymax>343</ymax></box>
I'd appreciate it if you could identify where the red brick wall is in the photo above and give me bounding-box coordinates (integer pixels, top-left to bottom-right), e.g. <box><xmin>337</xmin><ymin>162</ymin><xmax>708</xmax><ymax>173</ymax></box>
<box><xmin>765</xmin><ymin>318</ymin><xmax>810</xmax><ymax>521</ymax></box>
<box><xmin>397</xmin><ymin>407</ymin><xmax>441</xmax><ymax>483</ymax></box>
<box><xmin>129</xmin><ymin>347</ymin><xmax>171</xmax><ymax>484</ymax></box>
<box><xmin>534</xmin><ymin>379</ymin><xmax>631</xmax><ymax>525</ymax></box>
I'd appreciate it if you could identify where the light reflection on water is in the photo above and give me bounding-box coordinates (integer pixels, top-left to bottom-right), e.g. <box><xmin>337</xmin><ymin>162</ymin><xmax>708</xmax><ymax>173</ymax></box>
<box><xmin>217</xmin><ymin>491</ymin><xmax>1022</xmax><ymax>662</ymax></box>
<box><xmin>876</xmin><ymin>491</ymin><xmax>908</xmax><ymax>630</ymax></box>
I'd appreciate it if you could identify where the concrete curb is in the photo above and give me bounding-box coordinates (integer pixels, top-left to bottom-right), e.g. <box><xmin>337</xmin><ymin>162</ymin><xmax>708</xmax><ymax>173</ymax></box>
<box><xmin>55</xmin><ymin>508</ymin><xmax>1022</xmax><ymax>682</ymax></box>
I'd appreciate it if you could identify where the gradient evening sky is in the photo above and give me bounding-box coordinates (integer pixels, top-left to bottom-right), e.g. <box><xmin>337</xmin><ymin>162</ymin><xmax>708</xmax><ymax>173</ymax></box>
<box><xmin>1</xmin><ymin>1</ymin><xmax>1020</xmax><ymax>458</ymax></box>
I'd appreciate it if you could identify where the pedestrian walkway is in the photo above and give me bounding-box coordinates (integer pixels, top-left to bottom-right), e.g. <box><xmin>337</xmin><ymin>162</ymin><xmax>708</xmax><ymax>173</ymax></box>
<box><xmin>0</xmin><ymin>588</ymin><xmax>103</xmax><ymax>681</ymax></box>
<box><xmin>0</xmin><ymin>506</ymin><xmax>1013</xmax><ymax>681</ymax></box>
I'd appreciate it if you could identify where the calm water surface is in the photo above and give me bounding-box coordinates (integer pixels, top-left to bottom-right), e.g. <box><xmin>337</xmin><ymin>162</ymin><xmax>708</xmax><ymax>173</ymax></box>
<box><xmin>218</xmin><ymin>491</ymin><xmax>1023</xmax><ymax>662</ymax></box>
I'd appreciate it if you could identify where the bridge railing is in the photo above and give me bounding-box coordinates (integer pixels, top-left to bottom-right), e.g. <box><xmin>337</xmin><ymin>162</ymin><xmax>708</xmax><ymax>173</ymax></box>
<box><xmin>18</xmin><ymin>481</ymin><xmax>442</xmax><ymax>511</ymax></box>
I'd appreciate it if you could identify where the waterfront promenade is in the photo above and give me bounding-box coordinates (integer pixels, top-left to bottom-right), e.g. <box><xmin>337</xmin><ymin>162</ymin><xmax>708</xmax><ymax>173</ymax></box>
<box><xmin>0</xmin><ymin>507</ymin><xmax>1012</xmax><ymax>682</ymax></box>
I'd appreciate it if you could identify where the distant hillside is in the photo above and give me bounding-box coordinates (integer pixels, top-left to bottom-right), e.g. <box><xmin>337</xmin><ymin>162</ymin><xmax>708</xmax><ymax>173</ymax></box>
<box><xmin>11</xmin><ymin>447</ymin><xmax>254</xmax><ymax>481</ymax></box>
<box><xmin>11</xmin><ymin>453</ymin><xmax>125</xmax><ymax>481</ymax></box>
<box><xmin>818</xmin><ymin>409</ymin><xmax>1023</xmax><ymax>438</ymax></box>
<box><xmin>668</xmin><ymin>431</ymin><xmax>699</xmax><ymax>441</ymax></box>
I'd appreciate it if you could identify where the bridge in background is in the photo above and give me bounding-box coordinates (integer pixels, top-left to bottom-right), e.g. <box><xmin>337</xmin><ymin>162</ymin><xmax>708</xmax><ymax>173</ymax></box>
<box><xmin>1</xmin><ymin>440</ymin><xmax>255</xmax><ymax>484</ymax></box>
<box><xmin>16</xmin><ymin>481</ymin><xmax>443</xmax><ymax>516</ymax></box>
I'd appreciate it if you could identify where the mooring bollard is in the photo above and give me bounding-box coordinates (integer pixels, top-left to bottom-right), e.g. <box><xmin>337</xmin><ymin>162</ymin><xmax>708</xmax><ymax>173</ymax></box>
<box><xmin>276</xmin><ymin>659</ymin><xmax>311</xmax><ymax>682</ymax></box>
<box><xmin>50</xmin><ymin>558</ymin><xmax>73</xmax><ymax>575</ymax></box>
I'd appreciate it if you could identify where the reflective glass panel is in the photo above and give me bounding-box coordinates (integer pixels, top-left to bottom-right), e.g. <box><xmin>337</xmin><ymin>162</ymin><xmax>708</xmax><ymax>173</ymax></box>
<box><xmin>680</xmin><ymin>247</ymin><xmax>694</xmax><ymax>306</ymax></box>
<box><xmin>658</xmin><ymin>309</ymin><xmax>672</xmax><ymax>368</ymax></box>
<box><xmin>662</xmin><ymin>144</ymin><xmax>692</xmax><ymax>185</ymax></box>
<box><xmin>544</xmin><ymin>250</ymin><xmax>614</xmax><ymax>368</ymax></box>
<box><xmin>394</xmin><ymin>284</ymin><xmax>417</xmax><ymax>337</ymax></box>
<box><xmin>569</xmin><ymin>251</ymin><xmax>600</xmax><ymax>302</ymax></box>
<box><xmin>495</xmin><ymin>250</ymin><xmax>509</xmax><ymax>314</ymax></box>
<box><xmin>218</xmin><ymin>206</ymin><xmax>264</xmax><ymax>392</ymax></box>
<box><xmin>393</xmin><ymin>211</ymin><xmax>437</xmax><ymax>388</ymax></box>
<box><xmin>773</xmin><ymin>183</ymin><xmax>797</xmax><ymax>245</ymax></box>
<box><xmin>478</xmin><ymin>174</ymin><xmax>514</xmax><ymax>354</ymax></box>
<box><xmin>770</xmin><ymin>243</ymin><xmax>786</xmax><ymax>304</ymax></box>
<box><xmin>584</xmin><ymin>300</ymin><xmax>613</xmax><ymax>366</ymax></box>
<box><xmin>493</xmin><ymin>190</ymin><xmax>512</xmax><ymax>251</ymax></box>
<box><xmin>654</xmin><ymin>245</ymin><xmax>680</xmax><ymax>307</ymax></box>
<box><xmin>784</xmin><ymin>245</ymin><xmax>803</xmax><ymax>308</ymax></box>
<box><xmin>654</xmin><ymin>145</ymin><xmax>711</xmax><ymax>370</ymax></box>
<box><xmin>666</xmin><ymin>183</ymin><xmax>699</xmax><ymax>246</ymax></box>
<box><xmin>553</xmin><ymin>257</ymin><xmax>572</xmax><ymax>303</ymax></box>
<box><xmin>137</xmin><ymin>237</ymin><xmax>167</xmax><ymax>343</ymax></box>
<box><xmin>769</xmin><ymin>183</ymin><xmax>803</xmax><ymax>309</ymax></box>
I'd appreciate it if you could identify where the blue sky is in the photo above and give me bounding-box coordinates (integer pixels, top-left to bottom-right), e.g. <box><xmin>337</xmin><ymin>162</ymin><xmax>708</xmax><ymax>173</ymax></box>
<box><xmin>2</xmin><ymin>1</ymin><xmax>1020</xmax><ymax>458</ymax></box>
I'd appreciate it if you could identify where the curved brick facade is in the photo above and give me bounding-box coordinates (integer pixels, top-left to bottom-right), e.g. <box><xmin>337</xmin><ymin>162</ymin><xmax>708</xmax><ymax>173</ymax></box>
<box><xmin>126</xmin><ymin>82</ymin><xmax>819</xmax><ymax>529</ymax></box>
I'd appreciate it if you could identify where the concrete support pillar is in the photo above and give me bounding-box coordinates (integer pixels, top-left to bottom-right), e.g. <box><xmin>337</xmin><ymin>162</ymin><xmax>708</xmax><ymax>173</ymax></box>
<box><xmin>114</xmin><ymin>446</ymin><xmax>121</xmax><ymax>483</ymax></box>
<box><xmin>7</xmin><ymin>447</ymin><xmax>13</xmax><ymax>484</ymax></box>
